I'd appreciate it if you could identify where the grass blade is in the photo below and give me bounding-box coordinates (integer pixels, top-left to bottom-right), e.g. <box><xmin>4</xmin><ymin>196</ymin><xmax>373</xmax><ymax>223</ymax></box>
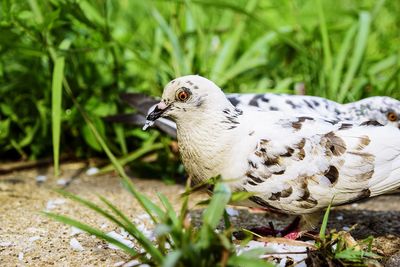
<box><xmin>121</xmin><ymin>177</ymin><xmax>165</xmax><ymax>221</ymax></box>
<box><xmin>162</xmin><ymin>250</ymin><xmax>182</xmax><ymax>267</ymax></box>
<box><xmin>228</xmin><ymin>247</ymin><xmax>273</xmax><ymax>267</ymax></box>
<box><xmin>329</xmin><ymin>25</ymin><xmax>357</xmax><ymax>97</ymax></box>
<box><xmin>57</xmin><ymin>190</ymin><xmax>132</xmax><ymax>228</ymax></box>
<box><xmin>99</xmin><ymin>196</ymin><xmax>164</xmax><ymax>263</ymax></box>
<box><xmin>317</xmin><ymin>0</ymin><xmax>333</xmax><ymax>77</ymax></box>
<box><xmin>202</xmin><ymin>183</ymin><xmax>231</xmax><ymax>229</ymax></box>
<box><xmin>338</xmin><ymin>11</ymin><xmax>371</xmax><ymax>102</ymax></box>
<box><xmin>77</xmin><ymin>0</ymin><xmax>105</xmax><ymax>27</ymax></box>
<box><xmin>98</xmin><ymin>143</ymin><xmax>164</xmax><ymax>174</ymax></box>
<box><xmin>43</xmin><ymin>212</ymin><xmax>138</xmax><ymax>257</ymax></box>
<box><xmin>51</xmin><ymin>39</ymin><xmax>71</xmax><ymax>177</ymax></box>
<box><xmin>210</xmin><ymin>0</ymin><xmax>258</xmax><ymax>84</ymax></box>
<box><xmin>158</xmin><ymin>193</ymin><xmax>180</xmax><ymax>227</ymax></box>
<box><xmin>56</xmin><ymin>190</ymin><xmax>164</xmax><ymax>263</ymax></box>
<box><xmin>113</xmin><ymin>124</ymin><xmax>128</xmax><ymax>155</ymax></box>
<box><xmin>59</xmin><ymin>77</ymin><xmax>164</xmax><ymax>225</ymax></box>
<box><xmin>152</xmin><ymin>8</ymin><xmax>188</xmax><ymax>76</ymax></box>
<box><xmin>319</xmin><ymin>202</ymin><xmax>332</xmax><ymax>242</ymax></box>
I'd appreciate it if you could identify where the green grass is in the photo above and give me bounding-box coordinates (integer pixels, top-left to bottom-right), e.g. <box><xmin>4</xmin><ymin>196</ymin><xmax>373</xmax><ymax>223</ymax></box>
<box><xmin>39</xmin><ymin>86</ymin><xmax>271</xmax><ymax>265</ymax></box>
<box><xmin>45</xmin><ymin>182</ymin><xmax>274</xmax><ymax>267</ymax></box>
<box><xmin>308</xmin><ymin>204</ymin><xmax>381</xmax><ymax>266</ymax></box>
<box><xmin>1</xmin><ymin>1</ymin><xmax>395</xmax><ymax>264</ymax></box>
<box><xmin>0</xmin><ymin>0</ymin><xmax>399</xmax><ymax>164</ymax></box>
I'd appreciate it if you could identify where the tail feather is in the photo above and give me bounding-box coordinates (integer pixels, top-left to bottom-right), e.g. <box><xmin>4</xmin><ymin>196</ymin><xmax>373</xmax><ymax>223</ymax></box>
<box><xmin>370</xmin><ymin>161</ymin><xmax>400</xmax><ymax>196</ymax></box>
<box><xmin>104</xmin><ymin>113</ymin><xmax>177</xmax><ymax>138</ymax></box>
<box><xmin>104</xmin><ymin>113</ymin><xmax>146</xmax><ymax>125</ymax></box>
<box><xmin>120</xmin><ymin>93</ymin><xmax>159</xmax><ymax>115</ymax></box>
<box><xmin>366</xmin><ymin>127</ymin><xmax>400</xmax><ymax>196</ymax></box>
<box><xmin>154</xmin><ymin>118</ymin><xmax>177</xmax><ymax>139</ymax></box>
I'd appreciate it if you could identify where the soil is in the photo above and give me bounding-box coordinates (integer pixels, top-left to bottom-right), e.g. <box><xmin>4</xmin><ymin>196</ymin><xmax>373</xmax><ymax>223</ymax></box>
<box><xmin>0</xmin><ymin>162</ymin><xmax>399</xmax><ymax>266</ymax></box>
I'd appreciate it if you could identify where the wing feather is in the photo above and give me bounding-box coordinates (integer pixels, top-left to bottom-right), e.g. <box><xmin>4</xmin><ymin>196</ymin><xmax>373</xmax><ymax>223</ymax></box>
<box><xmin>236</xmin><ymin>110</ymin><xmax>400</xmax><ymax>215</ymax></box>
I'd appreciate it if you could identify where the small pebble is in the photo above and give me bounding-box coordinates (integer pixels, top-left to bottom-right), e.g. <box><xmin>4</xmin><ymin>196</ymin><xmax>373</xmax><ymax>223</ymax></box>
<box><xmin>225</xmin><ymin>207</ymin><xmax>239</xmax><ymax>217</ymax></box>
<box><xmin>70</xmin><ymin>238</ymin><xmax>84</xmax><ymax>251</ymax></box>
<box><xmin>342</xmin><ymin>226</ymin><xmax>351</xmax><ymax>231</ymax></box>
<box><xmin>18</xmin><ymin>252</ymin><xmax>24</xmax><ymax>261</ymax></box>
<box><xmin>106</xmin><ymin>231</ymin><xmax>134</xmax><ymax>250</ymax></box>
<box><xmin>70</xmin><ymin>227</ymin><xmax>84</xmax><ymax>236</ymax></box>
<box><xmin>45</xmin><ymin>198</ymin><xmax>66</xmax><ymax>211</ymax></box>
<box><xmin>123</xmin><ymin>260</ymin><xmax>140</xmax><ymax>267</ymax></box>
<box><xmin>86</xmin><ymin>167</ymin><xmax>99</xmax><ymax>176</ymax></box>
<box><xmin>137</xmin><ymin>213</ymin><xmax>151</xmax><ymax>220</ymax></box>
<box><xmin>336</xmin><ymin>215</ymin><xmax>344</xmax><ymax>220</ymax></box>
<box><xmin>56</xmin><ymin>179</ymin><xmax>68</xmax><ymax>186</ymax></box>
<box><xmin>28</xmin><ymin>236</ymin><xmax>41</xmax><ymax>242</ymax></box>
<box><xmin>0</xmin><ymin>242</ymin><xmax>12</xmax><ymax>247</ymax></box>
<box><xmin>35</xmin><ymin>175</ymin><xmax>47</xmax><ymax>183</ymax></box>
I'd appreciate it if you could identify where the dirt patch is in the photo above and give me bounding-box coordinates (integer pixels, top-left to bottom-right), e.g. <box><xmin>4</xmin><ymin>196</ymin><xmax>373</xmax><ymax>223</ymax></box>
<box><xmin>0</xmin><ymin>162</ymin><xmax>399</xmax><ymax>266</ymax></box>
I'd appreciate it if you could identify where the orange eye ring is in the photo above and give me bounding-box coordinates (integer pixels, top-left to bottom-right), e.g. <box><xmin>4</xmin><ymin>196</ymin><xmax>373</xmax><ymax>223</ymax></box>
<box><xmin>177</xmin><ymin>90</ymin><xmax>189</xmax><ymax>101</ymax></box>
<box><xmin>387</xmin><ymin>111</ymin><xmax>398</xmax><ymax>122</ymax></box>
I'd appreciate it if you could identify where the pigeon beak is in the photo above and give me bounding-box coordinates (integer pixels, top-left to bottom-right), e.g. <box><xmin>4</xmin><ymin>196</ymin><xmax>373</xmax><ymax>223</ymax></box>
<box><xmin>146</xmin><ymin>101</ymin><xmax>169</xmax><ymax>122</ymax></box>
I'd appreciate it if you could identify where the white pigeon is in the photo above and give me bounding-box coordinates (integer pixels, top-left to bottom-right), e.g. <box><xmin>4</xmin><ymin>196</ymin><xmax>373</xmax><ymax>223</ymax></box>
<box><xmin>107</xmin><ymin>92</ymin><xmax>400</xmax><ymax>138</ymax></box>
<box><xmin>144</xmin><ymin>75</ymin><xmax>400</xmax><ymax>238</ymax></box>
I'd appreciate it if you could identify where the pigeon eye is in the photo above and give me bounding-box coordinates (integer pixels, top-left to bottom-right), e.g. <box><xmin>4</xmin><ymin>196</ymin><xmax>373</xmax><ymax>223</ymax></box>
<box><xmin>387</xmin><ymin>112</ymin><xmax>398</xmax><ymax>122</ymax></box>
<box><xmin>176</xmin><ymin>89</ymin><xmax>189</xmax><ymax>101</ymax></box>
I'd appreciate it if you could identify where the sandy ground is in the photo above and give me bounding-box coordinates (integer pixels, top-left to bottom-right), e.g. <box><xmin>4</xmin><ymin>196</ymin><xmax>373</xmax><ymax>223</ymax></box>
<box><xmin>0</xmin><ymin>162</ymin><xmax>399</xmax><ymax>266</ymax></box>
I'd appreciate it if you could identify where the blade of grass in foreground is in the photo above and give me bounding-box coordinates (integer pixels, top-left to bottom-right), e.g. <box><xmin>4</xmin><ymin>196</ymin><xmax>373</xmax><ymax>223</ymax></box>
<box><xmin>51</xmin><ymin>39</ymin><xmax>71</xmax><ymax>177</ymax></box>
<box><xmin>228</xmin><ymin>248</ymin><xmax>273</xmax><ymax>267</ymax></box>
<box><xmin>202</xmin><ymin>183</ymin><xmax>231</xmax><ymax>229</ymax></box>
<box><xmin>158</xmin><ymin>193</ymin><xmax>180</xmax><ymax>227</ymax></box>
<box><xmin>98</xmin><ymin>196</ymin><xmax>164</xmax><ymax>262</ymax></box>
<box><xmin>43</xmin><ymin>212</ymin><xmax>138</xmax><ymax>257</ymax></box>
<box><xmin>98</xmin><ymin>142</ymin><xmax>164</xmax><ymax>174</ymax></box>
<box><xmin>162</xmin><ymin>250</ymin><xmax>182</xmax><ymax>267</ymax></box>
<box><xmin>319</xmin><ymin>203</ymin><xmax>332</xmax><ymax>243</ymax></box>
<box><xmin>197</xmin><ymin>182</ymin><xmax>231</xmax><ymax>248</ymax></box>
<box><xmin>60</xmin><ymin>77</ymin><xmax>163</xmax><ymax>225</ymax></box>
<box><xmin>57</xmin><ymin>190</ymin><xmax>134</xmax><ymax>229</ymax></box>
<box><xmin>55</xmin><ymin>189</ymin><xmax>164</xmax><ymax>263</ymax></box>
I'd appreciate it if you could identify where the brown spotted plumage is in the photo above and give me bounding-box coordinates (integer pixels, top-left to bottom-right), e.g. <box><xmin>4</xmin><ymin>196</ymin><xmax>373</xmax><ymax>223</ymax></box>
<box><xmin>144</xmin><ymin>75</ymin><xmax>400</xmax><ymax>235</ymax></box>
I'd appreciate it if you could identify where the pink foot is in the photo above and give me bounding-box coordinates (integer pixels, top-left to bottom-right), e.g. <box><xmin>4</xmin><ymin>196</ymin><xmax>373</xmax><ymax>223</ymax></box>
<box><xmin>283</xmin><ymin>231</ymin><xmax>301</xmax><ymax>240</ymax></box>
<box><xmin>242</xmin><ymin>217</ymin><xmax>302</xmax><ymax>239</ymax></box>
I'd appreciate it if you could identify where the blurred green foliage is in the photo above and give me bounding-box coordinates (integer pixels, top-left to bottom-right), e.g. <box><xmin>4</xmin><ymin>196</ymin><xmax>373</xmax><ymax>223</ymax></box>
<box><xmin>0</xmin><ymin>0</ymin><xmax>399</xmax><ymax>162</ymax></box>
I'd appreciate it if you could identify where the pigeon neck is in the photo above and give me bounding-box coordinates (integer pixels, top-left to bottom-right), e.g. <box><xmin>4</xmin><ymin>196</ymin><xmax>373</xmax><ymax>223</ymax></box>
<box><xmin>176</xmin><ymin>105</ymin><xmax>241</xmax><ymax>183</ymax></box>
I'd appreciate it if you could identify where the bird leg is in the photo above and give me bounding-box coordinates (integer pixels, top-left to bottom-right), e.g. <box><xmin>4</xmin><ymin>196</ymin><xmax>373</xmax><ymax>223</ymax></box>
<box><xmin>244</xmin><ymin>216</ymin><xmax>302</xmax><ymax>239</ymax></box>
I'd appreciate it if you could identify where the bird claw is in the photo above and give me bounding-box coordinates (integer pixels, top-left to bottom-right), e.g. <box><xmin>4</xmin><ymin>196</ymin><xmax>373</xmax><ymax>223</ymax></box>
<box><xmin>235</xmin><ymin>217</ymin><xmax>302</xmax><ymax>240</ymax></box>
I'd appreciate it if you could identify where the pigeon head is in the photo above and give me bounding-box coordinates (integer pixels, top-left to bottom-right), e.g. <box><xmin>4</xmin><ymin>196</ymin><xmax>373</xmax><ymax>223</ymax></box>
<box><xmin>145</xmin><ymin>75</ymin><xmax>229</xmax><ymax>124</ymax></box>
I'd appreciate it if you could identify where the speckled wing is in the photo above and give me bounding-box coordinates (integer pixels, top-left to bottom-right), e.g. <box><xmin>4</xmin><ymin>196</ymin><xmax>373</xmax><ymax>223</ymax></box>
<box><xmin>230</xmin><ymin>93</ymin><xmax>344</xmax><ymax>120</ymax></box>
<box><xmin>342</xmin><ymin>96</ymin><xmax>400</xmax><ymax>128</ymax></box>
<box><xmin>240</xmin><ymin>115</ymin><xmax>400</xmax><ymax>215</ymax></box>
<box><xmin>107</xmin><ymin>93</ymin><xmax>400</xmax><ymax>136</ymax></box>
